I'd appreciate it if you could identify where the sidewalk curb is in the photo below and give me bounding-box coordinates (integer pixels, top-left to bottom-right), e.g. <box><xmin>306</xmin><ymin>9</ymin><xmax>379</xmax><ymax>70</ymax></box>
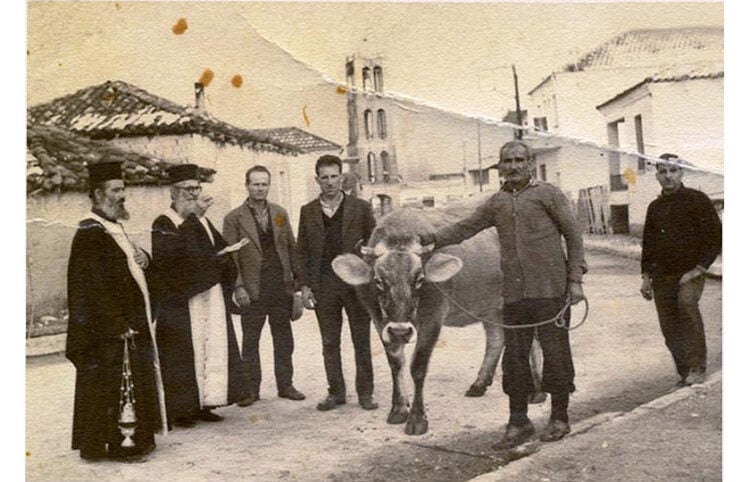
<box><xmin>470</xmin><ymin>371</ymin><xmax>722</xmax><ymax>481</ymax></box>
<box><xmin>583</xmin><ymin>240</ymin><xmax>722</xmax><ymax>279</ymax></box>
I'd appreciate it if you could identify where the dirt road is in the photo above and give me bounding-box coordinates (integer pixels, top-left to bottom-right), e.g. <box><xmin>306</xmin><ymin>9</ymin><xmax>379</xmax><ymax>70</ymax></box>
<box><xmin>26</xmin><ymin>253</ymin><xmax>722</xmax><ymax>481</ymax></box>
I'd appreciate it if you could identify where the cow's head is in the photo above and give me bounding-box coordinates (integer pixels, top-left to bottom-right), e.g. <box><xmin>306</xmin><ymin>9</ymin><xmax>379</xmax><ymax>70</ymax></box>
<box><xmin>332</xmin><ymin>236</ymin><xmax>463</xmax><ymax>344</ymax></box>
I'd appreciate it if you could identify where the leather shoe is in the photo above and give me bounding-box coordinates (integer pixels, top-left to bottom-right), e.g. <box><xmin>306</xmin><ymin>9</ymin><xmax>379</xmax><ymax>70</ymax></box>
<box><xmin>108</xmin><ymin>452</ymin><xmax>149</xmax><ymax>463</ymax></box>
<box><xmin>359</xmin><ymin>397</ymin><xmax>379</xmax><ymax>410</ymax></box>
<box><xmin>173</xmin><ymin>417</ymin><xmax>197</xmax><ymax>428</ymax></box>
<box><xmin>316</xmin><ymin>395</ymin><xmax>346</xmax><ymax>411</ymax></box>
<box><xmin>684</xmin><ymin>369</ymin><xmax>706</xmax><ymax>386</ymax></box>
<box><xmin>279</xmin><ymin>386</ymin><xmax>306</xmax><ymax>401</ymax></box>
<box><xmin>196</xmin><ymin>409</ymin><xmax>224</xmax><ymax>422</ymax></box>
<box><xmin>236</xmin><ymin>395</ymin><xmax>259</xmax><ymax>407</ymax></box>
<box><xmin>539</xmin><ymin>419</ymin><xmax>571</xmax><ymax>442</ymax></box>
<box><xmin>492</xmin><ymin>421</ymin><xmax>535</xmax><ymax>450</ymax></box>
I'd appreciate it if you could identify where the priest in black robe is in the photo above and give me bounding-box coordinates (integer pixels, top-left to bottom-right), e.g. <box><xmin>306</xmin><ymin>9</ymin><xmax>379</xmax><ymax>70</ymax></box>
<box><xmin>66</xmin><ymin>161</ymin><xmax>166</xmax><ymax>462</ymax></box>
<box><xmin>151</xmin><ymin>164</ymin><xmax>250</xmax><ymax>428</ymax></box>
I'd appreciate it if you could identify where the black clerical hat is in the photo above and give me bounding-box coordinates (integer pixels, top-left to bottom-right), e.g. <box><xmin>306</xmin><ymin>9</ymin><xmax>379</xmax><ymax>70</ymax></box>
<box><xmin>168</xmin><ymin>164</ymin><xmax>200</xmax><ymax>183</ymax></box>
<box><xmin>87</xmin><ymin>161</ymin><xmax>123</xmax><ymax>185</ymax></box>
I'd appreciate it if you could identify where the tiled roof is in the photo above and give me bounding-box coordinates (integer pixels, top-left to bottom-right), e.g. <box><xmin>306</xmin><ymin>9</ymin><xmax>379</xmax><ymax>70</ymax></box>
<box><xmin>597</xmin><ymin>62</ymin><xmax>724</xmax><ymax>109</ymax></box>
<box><xmin>27</xmin><ymin>123</ymin><xmax>215</xmax><ymax>195</ymax></box>
<box><xmin>568</xmin><ymin>27</ymin><xmax>723</xmax><ymax>72</ymax></box>
<box><xmin>27</xmin><ymin>80</ymin><xmax>335</xmax><ymax>155</ymax></box>
<box><xmin>251</xmin><ymin>127</ymin><xmax>340</xmax><ymax>153</ymax></box>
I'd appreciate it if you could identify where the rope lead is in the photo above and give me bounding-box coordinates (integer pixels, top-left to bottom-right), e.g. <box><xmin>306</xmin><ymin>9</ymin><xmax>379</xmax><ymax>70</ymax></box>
<box><xmin>432</xmin><ymin>283</ymin><xmax>589</xmax><ymax>331</ymax></box>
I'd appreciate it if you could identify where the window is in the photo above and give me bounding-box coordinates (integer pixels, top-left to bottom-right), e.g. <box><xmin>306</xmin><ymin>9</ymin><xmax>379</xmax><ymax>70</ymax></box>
<box><xmin>373</xmin><ymin>66</ymin><xmax>384</xmax><ymax>92</ymax></box>
<box><xmin>634</xmin><ymin>114</ymin><xmax>645</xmax><ymax>171</ymax></box>
<box><xmin>533</xmin><ymin>117</ymin><xmax>548</xmax><ymax>132</ymax></box>
<box><xmin>377</xmin><ymin>109</ymin><xmax>387</xmax><ymax>139</ymax></box>
<box><xmin>345</xmin><ymin>61</ymin><xmax>354</xmax><ymax>86</ymax></box>
<box><xmin>381</xmin><ymin>151</ymin><xmax>390</xmax><ymax>182</ymax></box>
<box><xmin>538</xmin><ymin>163</ymin><xmax>547</xmax><ymax>181</ymax></box>
<box><xmin>347</xmin><ymin>100</ymin><xmax>358</xmax><ymax>143</ymax></box>
<box><xmin>362</xmin><ymin>67</ymin><xmax>372</xmax><ymax>91</ymax></box>
<box><xmin>364</xmin><ymin>110</ymin><xmax>374</xmax><ymax>139</ymax></box>
<box><xmin>607</xmin><ymin>119</ymin><xmax>627</xmax><ymax>191</ymax></box>
<box><xmin>367</xmin><ymin>152</ymin><xmax>377</xmax><ymax>183</ymax></box>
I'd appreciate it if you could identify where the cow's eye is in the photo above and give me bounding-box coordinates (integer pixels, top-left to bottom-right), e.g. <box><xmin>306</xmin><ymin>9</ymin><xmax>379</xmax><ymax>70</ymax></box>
<box><xmin>375</xmin><ymin>277</ymin><xmax>385</xmax><ymax>291</ymax></box>
<box><xmin>415</xmin><ymin>273</ymin><xmax>425</xmax><ymax>289</ymax></box>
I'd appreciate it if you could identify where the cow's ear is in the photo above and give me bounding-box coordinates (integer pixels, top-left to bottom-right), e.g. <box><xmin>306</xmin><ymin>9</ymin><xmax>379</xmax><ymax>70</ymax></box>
<box><xmin>423</xmin><ymin>253</ymin><xmax>463</xmax><ymax>283</ymax></box>
<box><xmin>332</xmin><ymin>254</ymin><xmax>373</xmax><ymax>286</ymax></box>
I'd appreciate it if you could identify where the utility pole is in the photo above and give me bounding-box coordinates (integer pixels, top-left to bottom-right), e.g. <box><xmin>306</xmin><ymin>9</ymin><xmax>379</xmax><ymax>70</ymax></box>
<box><xmin>476</xmin><ymin>120</ymin><xmax>483</xmax><ymax>192</ymax></box>
<box><xmin>512</xmin><ymin>64</ymin><xmax>523</xmax><ymax>140</ymax></box>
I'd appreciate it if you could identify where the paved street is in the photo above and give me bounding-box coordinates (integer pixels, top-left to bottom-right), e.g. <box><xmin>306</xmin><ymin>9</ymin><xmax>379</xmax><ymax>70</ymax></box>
<box><xmin>26</xmin><ymin>252</ymin><xmax>722</xmax><ymax>481</ymax></box>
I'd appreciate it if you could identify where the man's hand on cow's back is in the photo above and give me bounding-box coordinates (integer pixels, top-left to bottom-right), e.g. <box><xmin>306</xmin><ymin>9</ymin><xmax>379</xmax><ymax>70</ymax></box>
<box><xmin>568</xmin><ymin>282</ymin><xmax>584</xmax><ymax>305</ymax></box>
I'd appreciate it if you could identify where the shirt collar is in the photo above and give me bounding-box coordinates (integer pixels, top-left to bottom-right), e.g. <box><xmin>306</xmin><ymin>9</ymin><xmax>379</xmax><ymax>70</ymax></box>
<box><xmin>501</xmin><ymin>177</ymin><xmax>537</xmax><ymax>194</ymax></box>
<box><xmin>163</xmin><ymin>207</ymin><xmax>184</xmax><ymax>227</ymax></box>
<box><xmin>91</xmin><ymin>207</ymin><xmax>118</xmax><ymax>224</ymax></box>
<box><xmin>246</xmin><ymin>198</ymin><xmax>269</xmax><ymax>212</ymax></box>
<box><xmin>319</xmin><ymin>190</ymin><xmax>344</xmax><ymax>209</ymax></box>
<box><xmin>660</xmin><ymin>183</ymin><xmax>685</xmax><ymax>197</ymax></box>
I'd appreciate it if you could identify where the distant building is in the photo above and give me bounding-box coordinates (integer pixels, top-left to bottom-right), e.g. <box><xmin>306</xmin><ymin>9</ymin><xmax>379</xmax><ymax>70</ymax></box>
<box><xmin>28</xmin><ymin>79</ymin><xmax>341</xmax><ymax>228</ymax></box>
<box><xmin>524</xmin><ymin>27</ymin><xmax>723</xmax><ymax>233</ymax></box>
<box><xmin>343</xmin><ymin>55</ymin><xmax>515</xmax><ymax>210</ymax></box>
<box><xmin>596</xmin><ymin>64</ymin><xmax>724</xmax><ymax>235</ymax></box>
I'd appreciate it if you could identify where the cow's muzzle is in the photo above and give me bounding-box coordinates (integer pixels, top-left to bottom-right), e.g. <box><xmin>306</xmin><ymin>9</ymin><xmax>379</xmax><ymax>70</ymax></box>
<box><xmin>382</xmin><ymin>322</ymin><xmax>416</xmax><ymax>344</ymax></box>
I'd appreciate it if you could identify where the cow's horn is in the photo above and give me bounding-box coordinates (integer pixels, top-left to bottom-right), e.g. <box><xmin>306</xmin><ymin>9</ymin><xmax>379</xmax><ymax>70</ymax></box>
<box><xmin>418</xmin><ymin>243</ymin><xmax>435</xmax><ymax>255</ymax></box>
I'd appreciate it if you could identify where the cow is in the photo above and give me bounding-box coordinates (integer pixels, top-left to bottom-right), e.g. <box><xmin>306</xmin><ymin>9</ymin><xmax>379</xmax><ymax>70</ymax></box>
<box><xmin>332</xmin><ymin>198</ymin><xmax>543</xmax><ymax>435</ymax></box>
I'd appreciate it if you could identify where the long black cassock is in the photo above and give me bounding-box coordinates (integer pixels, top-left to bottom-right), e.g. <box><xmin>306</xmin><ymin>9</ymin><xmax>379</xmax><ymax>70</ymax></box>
<box><xmin>151</xmin><ymin>211</ymin><xmax>249</xmax><ymax>422</ymax></box>
<box><xmin>66</xmin><ymin>216</ymin><xmax>163</xmax><ymax>457</ymax></box>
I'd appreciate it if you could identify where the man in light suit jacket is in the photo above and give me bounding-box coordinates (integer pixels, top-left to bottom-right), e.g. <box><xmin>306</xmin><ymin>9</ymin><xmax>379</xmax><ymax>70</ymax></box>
<box><xmin>223</xmin><ymin>165</ymin><xmax>305</xmax><ymax>407</ymax></box>
<box><xmin>297</xmin><ymin>155</ymin><xmax>378</xmax><ymax>412</ymax></box>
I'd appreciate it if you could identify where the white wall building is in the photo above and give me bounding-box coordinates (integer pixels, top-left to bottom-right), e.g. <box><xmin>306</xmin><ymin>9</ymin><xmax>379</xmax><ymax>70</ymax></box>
<box><xmin>596</xmin><ymin>65</ymin><xmax>724</xmax><ymax>235</ymax></box>
<box><xmin>525</xmin><ymin>27</ymin><xmax>723</xmax><ymax>233</ymax></box>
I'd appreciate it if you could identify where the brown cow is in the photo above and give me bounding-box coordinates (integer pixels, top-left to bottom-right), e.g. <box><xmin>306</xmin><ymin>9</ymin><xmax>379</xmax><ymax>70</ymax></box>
<box><xmin>332</xmin><ymin>200</ymin><xmax>542</xmax><ymax>435</ymax></box>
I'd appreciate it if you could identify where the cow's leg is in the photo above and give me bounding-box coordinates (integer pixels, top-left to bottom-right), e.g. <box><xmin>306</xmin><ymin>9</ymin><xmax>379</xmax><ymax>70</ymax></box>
<box><xmin>405</xmin><ymin>321</ymin><xmax>441</xmax><ymax>435</ymax></box>
<box><xmin>528</xmin><ymin>334</ymin><xmax>547</xmax><ymax>404</ymax></box>
<box><xmin>466</xmin><ymin>320</ymin><xmax>503</xmax><ymax>397</ymax></box>
<box><xmin>384</xmin><ymin>342</ymin><xmax>409</xmax><ymax>424</ymax></box>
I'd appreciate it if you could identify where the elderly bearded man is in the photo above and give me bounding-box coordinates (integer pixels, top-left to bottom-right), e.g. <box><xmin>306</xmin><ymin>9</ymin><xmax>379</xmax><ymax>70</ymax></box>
<box><xmin>422</xmin><ymin>141</ymin><xmax>587</xmax><ymax>450</ymax></box>
<box><xmin>66</xmin><ymin>161</ymin><xmax>166</xmax><ymax>462</ymax></box>
<box><xmin>640</xmin><ymin>153</ymin><xmax>722</xmax><ymax>387</ymax></box>
<box><xmin>151</xmin><ymin>164</ymin><xmax>250</xmax><ymax>428</ymax></box>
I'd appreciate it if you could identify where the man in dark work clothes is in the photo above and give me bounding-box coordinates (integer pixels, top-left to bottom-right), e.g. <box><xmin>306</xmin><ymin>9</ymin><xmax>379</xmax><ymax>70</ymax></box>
<box><xmin>66</xmin><ymin>161</ymin><xmax>164</xmax><ymax>461</ymax></box>
<box><xmin>640</xmin><ymin>153</ymin><xmax>722</xmax><ymax>387</ymax></box>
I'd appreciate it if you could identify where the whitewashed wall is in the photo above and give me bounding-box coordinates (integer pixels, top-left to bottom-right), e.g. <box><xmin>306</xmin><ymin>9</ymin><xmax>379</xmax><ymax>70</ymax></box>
<box><xmin>27</xmin><ymin>186</ymin><xmax>171</xmax><ymax>321</ymax></box>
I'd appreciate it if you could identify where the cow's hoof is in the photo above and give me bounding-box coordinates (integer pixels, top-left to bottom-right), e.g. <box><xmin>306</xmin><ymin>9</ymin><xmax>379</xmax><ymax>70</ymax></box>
<box><xmin>405</xmin><ymin>416</ymin><xmax>428</xmax><ymax>435</ymax></box>
<box><xmin>528</xmin><ymin>392</ymin><xmax>547</xmax><ymax>404</ymax></box>
<box><xmin>465</xmin><ymin>383</ymin><xmax>488</xmax><ymax>397</ymax></box>
<box><xmin>387</xmin><ymin>409</ymin><xmax>409</xmax><ymax>425</ymax></box>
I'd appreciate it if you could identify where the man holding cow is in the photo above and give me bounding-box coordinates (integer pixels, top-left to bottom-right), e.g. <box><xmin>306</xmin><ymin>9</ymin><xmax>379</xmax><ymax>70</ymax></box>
<box><xmin>423</xmin><ymin>140</ymin><xmax>587</xmax><ymax>449</ymax></box>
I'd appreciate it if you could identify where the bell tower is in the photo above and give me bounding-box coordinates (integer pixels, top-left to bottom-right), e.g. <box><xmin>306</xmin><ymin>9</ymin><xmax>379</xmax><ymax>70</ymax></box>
<box><xmin>345</xmin><ymin>55</ymin><xmax>398</xmax><ymax>188</ymax></box>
